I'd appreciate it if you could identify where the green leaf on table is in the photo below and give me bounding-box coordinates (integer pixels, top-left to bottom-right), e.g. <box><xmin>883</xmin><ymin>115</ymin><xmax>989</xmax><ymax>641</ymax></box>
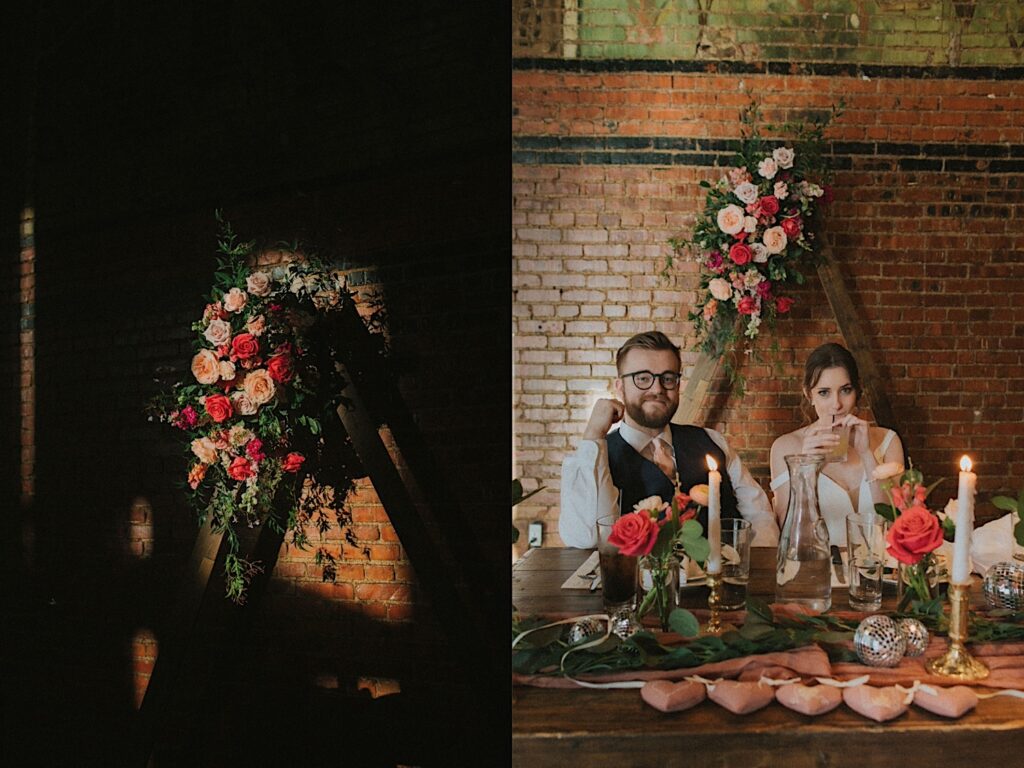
<box><xmin>874</xmin><ymin>502</ymin><xmax>896</xmax><ymax>523</ymax></box>
<box><xmin>517</xmin><ymin>623</ymin><xmax>565</xmax><ymax>649</ymax></box>
<box><xmin>745</xmin><ymin>597</ymin><xmax>774</xmax><ymax>624</ymax></box>
<box><xmin>668</xmin><ymin>608</ymin><xmax>700</xmax><ymax>638</ymax></box>
<box><xmin>813</xmin><ymin>631</ymin><xmax>855</xmax><ymax>644</ymax></box>
<box><xmin>738</xmin><ymin>622</ymin><xmax>775</xmax><ymax>641</ymax></box>
<box><xmin>681</xmin><ymin>536</ymin><xmax>710</xmax><ymax>564</ymax></box>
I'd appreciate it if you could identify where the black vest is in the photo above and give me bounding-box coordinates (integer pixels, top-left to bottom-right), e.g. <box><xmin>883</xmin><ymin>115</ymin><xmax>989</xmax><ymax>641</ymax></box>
<box><xmin>606</xmin><ymin>424</ymin><xmax>740</xmax><ymax>532</ymax></box>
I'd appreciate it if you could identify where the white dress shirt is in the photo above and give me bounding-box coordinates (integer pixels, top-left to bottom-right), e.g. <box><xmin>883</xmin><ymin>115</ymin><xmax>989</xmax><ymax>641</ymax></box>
<box><xmin>559</xmin><ymin>423</ymin><xmax>779</xmax><ymax>549</ymax></box>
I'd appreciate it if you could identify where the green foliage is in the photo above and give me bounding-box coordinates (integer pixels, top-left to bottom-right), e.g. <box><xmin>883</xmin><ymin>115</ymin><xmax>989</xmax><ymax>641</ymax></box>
<box><xmin>991</xmin><ymin>487</ymin><xmax>1024</xmax><ymax>547</ymax></box>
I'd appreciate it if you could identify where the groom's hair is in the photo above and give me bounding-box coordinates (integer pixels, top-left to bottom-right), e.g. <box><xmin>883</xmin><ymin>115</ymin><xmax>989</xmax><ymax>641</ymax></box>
<box><xmin>615</xmin><ymin>331</ymin><xmax>681</xmax><ymax>373</ymax></box>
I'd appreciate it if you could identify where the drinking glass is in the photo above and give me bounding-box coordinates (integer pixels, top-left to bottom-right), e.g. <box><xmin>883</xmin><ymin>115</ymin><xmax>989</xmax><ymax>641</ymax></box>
<box><xmin>826</xmin><ymin>416</ymin><xmax>850</xmax><ymax>463</ymax></box>
<box><xmin>596</xmin><ymin>515</ymin><xmax>640</xmax><ymax>637</ymax></box>
<box><xmin>846</xmin><ymin>513</ymin><xmax>885</xmax><ymax>611</ymax></box>
<box><xmin>719</xmin><ymin>519</ymin><xmax>752</xmax><ymax>611</ymax></box>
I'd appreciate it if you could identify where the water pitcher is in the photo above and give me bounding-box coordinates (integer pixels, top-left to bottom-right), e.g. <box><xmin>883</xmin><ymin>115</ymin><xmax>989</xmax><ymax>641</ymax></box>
<box><xmin>776</xmin><ymin>453</ymin><xmax>831</xmax><ymax>612</ymax></box>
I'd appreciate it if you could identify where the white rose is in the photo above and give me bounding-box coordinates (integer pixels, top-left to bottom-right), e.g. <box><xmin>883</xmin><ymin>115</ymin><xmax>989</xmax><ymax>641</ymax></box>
<box><xmin>762</xmin><ymin>226</ymin><xmax>788</xmax><ymax>254</ymax></box>
<box><xmin>222</xmin><ymin>287</ymin><xmax>248</xmax><ymax>313</ymax></box>
<box><xmin>733</xmin><ymin>182</ymin><xmax>759</xmax><ymax>205</ymax></box>
<box><xmin>246</xmin><ymin>271</ymin><xmax>272</xmax><ymax>297</ymax></box>
<box><xmin>716</xmin><ymin>204</ymin><xmax>745</xmax><ymax>235</ymax></box>
<box><xmin>190</xmin><ymin>436</ymin><xmax>218</xmax><ymax>464</ymax></box>
<box><xmin>243</xmin><ymin>368</ymin><xmax>276</xmax><ymax>405</ymax></box>
<box><xmin>872</xmin><ymin>461</ymin><xmax>905</xmax><ymax>481</ymax></box>
<box><xmin>230</xmin><ymin>391</ymin><xmax>258</xmax><ymax>416</ymax></box>
<box><xmin>218</xmin><ymin>360</ymin><xmax>236</xmax><ymax>381</ymax></box>
<box><xmin>750</xmin><ymin>243</ymin><xmax>769</xmax><ymax>263</ymax></box>
<box><xmin>203</xmin><ymin>318</ymin><xmax>232</xmax><ymax>347</ymax></box>
<box><xmin>190</xmin><ymin>349</ymin><xmax>221</xmax><ymax>385</ymax></box>
<box><xmin>708</xmin><ymin>278</ymin><xmax>733</xmax><ymax>301</ymax></box>
<box><xmin>772</xmin><ymin>147</ymin><xmax>795</xmax><ymax>169</ymax></box>
<box><xmin>774</xmin><ymin>181</ymin><xmax>789</xmax><ymax>199</ymax></box>
<box><xmin>743</xmin><ymin>215</ymin><xmax>758</xmax><ymax>233</ymax></box>
<box><xmin>757</xmin><ymin>157</ymin><xmax>778</xmax><ymax>179</ymax></box>
<box><xmin>633</xmin><ymin>495</ymin><xmax>666</xmax><ymax>513</ymax></box>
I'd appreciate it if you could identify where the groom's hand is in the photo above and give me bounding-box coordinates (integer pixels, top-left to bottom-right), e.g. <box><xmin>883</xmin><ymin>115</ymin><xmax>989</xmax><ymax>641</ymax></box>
<box><xmin>583</xmin><ymin>398</ymin><xmax>625</xmax><ymax>440</ymax></box>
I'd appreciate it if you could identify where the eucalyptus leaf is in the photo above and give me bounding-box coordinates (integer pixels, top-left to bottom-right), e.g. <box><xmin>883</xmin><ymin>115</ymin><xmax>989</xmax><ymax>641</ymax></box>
<box><xmin>668</xmin><ymin>608</ymin><xmax>700</xmax><ymax>638</ymax></box>
<box><xmin>992</xmin><ymin>495</ymin><xmax>1018</xmax><ymax>512</ymax></box>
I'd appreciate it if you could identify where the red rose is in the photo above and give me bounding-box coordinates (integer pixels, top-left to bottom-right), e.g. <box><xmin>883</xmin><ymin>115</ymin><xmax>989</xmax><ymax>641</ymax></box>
<box><xmin>775</xmin><ymin>296</ymin><xmax>795</xmax><ymax>314</ymax></box>
<box><xmin>737</xmin><ymin>296</ymin><xmax>758</xmax><ymax>315</ymax></box>
<box><xmin>781</xmin><ymin>217</ymin><xmax>802</xmax><ymax>238</ymax></box>
<box><xmin>204</xmin><ymin>394</ymin><xmax>233</xmax><ymax>423</ymax></box>
<box><xmin>227</xmin><ymin>456</ymin><xmax>256</xmax><ymax>482</ymax></box>
<box><xmin>885</xmin><ymin>506</ymin><xmax>943</xmax><ymax>565</ymax></box>
<box><xmin>282</xmin><ymin>452</ymin><xmax>305</xmax><ymax>473</ymax></box>
<box><xmin>759</xmin><ymin>195</ymin><xmax>780</xmax><ymax>216</ymax></box>
<box><xmin>729</xmin><ymin>243</ymin><xmax>752</xmax><ymax>265</ymax></box>
<box><xmin>608</xmin><ymin>511</ymin><xmax>660</xmax><ymax>557</ymax></box>
<box><xmin>230</xmin><ymin>333</ymin><xmax>260</xmax><ymax>361</ymax></box>
<box><xmin>267</xmin><ymin>353</ymin><xmax>294</xmax><ymax>384</ymax></box>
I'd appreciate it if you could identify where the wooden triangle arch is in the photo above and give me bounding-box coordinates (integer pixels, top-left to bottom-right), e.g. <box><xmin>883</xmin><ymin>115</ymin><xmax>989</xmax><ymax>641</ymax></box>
<box><xmin>132</xmin><ymin>298</ymin><xmax>493</xmax><ymax>766</ymax></box>
<box><xmin>673</xmin><ymin>241</ymin><xmax>899</xmax><ymax>436</ymax></box>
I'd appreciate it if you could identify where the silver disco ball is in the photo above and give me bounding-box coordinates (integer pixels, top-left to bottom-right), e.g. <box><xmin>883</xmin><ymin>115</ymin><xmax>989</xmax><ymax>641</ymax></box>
<box><xmin>568</xmin><ymin>617</ymin><xmax>606</xmax><ymax>644</ymax></box>
<box><xmin>854</xmin><ymin>615</ymin><xmax>907</xmax><ymax>667</ymax></box>
<box><xmin>982</xmin><ymin>561</ymin><xmax>1024</xmax><ymax>611</ymax></box>
<box><xmin>898</xmin><ymin>618</ymin><xmax>929</xmax><ymax>657</ymax></box>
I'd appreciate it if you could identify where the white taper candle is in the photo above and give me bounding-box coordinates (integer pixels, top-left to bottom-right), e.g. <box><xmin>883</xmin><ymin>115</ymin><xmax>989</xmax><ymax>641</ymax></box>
<box><xmin>707</xmin><ymin>454</ymin><xmax>722</xmax><ymax>573</ymax></box>
<box><xmin>952</xmin><ymin>455</ymin><xmax>975</xmax><ymax>585</ymax></box>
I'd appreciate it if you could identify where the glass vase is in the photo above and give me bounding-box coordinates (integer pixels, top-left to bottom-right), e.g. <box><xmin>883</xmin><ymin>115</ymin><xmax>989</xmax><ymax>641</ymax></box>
<box><xmin>639</xmin><ymin>555</ymin><xmax>679</xmax><ymax>631</ymax></box>
<box><xmin>896</xmin><ymin>555</ymin><xmax>941</xmax><ymax>611</ymax></box>
<box><xmin>775</xmin><ymin>453</ymin><xmax>831</xmax><ymax>613</ymax></box>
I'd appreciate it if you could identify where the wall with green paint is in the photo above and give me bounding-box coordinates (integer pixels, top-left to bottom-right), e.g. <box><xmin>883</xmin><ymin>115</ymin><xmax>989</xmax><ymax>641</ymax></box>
<box><xmin>514</xmin><ymin>0</ymin><xmax>1024</xmax><ymax>66</ymax></box>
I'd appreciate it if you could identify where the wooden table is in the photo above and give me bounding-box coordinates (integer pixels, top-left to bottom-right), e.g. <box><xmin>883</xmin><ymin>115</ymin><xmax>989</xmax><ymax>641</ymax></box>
<box><xmin>513</xmin><ymin>547</ymin><xmax>1024</xmax><ymax>767</ymax></box>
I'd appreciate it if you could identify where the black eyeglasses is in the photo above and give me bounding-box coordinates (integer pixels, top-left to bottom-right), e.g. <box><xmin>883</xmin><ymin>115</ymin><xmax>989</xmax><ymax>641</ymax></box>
<box><xmin>619</xmin><ymin>370</ymin><xmax>682</xmax><ymax>390</ymax></box>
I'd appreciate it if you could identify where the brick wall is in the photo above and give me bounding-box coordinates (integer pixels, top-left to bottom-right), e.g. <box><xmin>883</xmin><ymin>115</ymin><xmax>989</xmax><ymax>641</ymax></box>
<box><xmin>513</xmin><ymin>26</ymin><xmax>1024</xmax><ymax>557</ymax></box>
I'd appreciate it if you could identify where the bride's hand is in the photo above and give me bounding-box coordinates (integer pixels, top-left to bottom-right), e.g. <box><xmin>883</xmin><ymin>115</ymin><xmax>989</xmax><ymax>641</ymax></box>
<box><xmin>836</xmin><ymin>414</ymin><xmax>872</xmax><ymax>456</ymax></box>
<box><xmin>800</xmin><ymin>424</ymin><xmax>839</xmax><ymax>455</ymax></box>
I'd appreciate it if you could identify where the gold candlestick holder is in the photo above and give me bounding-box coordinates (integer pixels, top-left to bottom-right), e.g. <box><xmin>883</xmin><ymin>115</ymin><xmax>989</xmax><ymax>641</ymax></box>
<box><xmin>700</xmin><ymin>570</ymin><xmax>737</xmax><ymax>636</ymax></box>
<box><xmin>926</xmin><ymin>582</ymin><xmax>988</xmax><ymax>680</ymax></box>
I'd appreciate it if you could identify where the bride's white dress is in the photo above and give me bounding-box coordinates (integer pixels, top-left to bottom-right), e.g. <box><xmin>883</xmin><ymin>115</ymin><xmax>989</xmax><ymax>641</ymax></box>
<box><xmin>770</xmin><ymin>430</ymin><xmax>897</xmax><ymax>547</ymax></box>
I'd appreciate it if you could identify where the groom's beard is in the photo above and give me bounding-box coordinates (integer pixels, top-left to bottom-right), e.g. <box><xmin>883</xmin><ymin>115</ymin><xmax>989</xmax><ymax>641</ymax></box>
<box><xmin>624</xmin><ymin>393</ymin><xmax>675</xmax><ymax>429</ymax></box>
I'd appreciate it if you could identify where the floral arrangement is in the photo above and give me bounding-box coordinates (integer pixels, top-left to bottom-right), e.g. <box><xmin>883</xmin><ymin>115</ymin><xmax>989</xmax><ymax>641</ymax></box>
<box><xmin>610</xmin><ymin>487</ymin><xmax>709</xmax><ymax>630</ymax></box>
<box><xmin>150</xmin><ymin>220</ymin><xmax>369</xmax><ymax>602</ymax></box>
<box><xmin>873</xmin><ymin>461</ymin><xmax>951</xmax><ymax>610</ymax></box>
<box><xmin>670</xmin><ymin>102</ymin><xmax>838</xmax><ymax>365</ymax></box>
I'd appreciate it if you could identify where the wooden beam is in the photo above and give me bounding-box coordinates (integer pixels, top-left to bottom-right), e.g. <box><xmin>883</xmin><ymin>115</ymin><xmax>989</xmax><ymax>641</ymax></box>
<box><xmin>673</xmin><ymin>350</ymin><xmax>723</xmax><ymax>426</ymax></box>
<box><xmin>816</xmin><ymin>243</ymin><xmax>900</xmax><ymax>435</ymax></box>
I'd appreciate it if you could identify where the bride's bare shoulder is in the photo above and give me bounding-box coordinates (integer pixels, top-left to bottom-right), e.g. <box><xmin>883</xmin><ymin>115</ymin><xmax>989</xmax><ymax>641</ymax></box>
<box><xmin>771</xmin><ymin>428</ymin><xmax>804</xmax><ymax>455</ymax></box>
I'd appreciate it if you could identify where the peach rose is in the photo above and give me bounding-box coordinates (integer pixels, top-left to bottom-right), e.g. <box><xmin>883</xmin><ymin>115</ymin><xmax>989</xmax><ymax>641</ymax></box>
<box><xmin>709</xmin><ymin>278</ymin><xmax>732</xmax><ymax>301</ymax></box>
<box><xmin>246</xmin><ymin>314</ymin><xmax>266</xmax><ymax>336</ymax></box>
<box><xmin>222</xmin><ymin>287</ymin><xmax>248</xmax><ymax>313</ymax></box>
<box><xmin>243</xmin><ymin>368</ymin><xmax>276</xmax><ymax>405</ymax></box>
<box><xmin>245</xmin><ymin>271</ymin><xmax>272</xmax><ymax>297</ymax></box>
<box><xmin>203</xmin><ymin>318</ymin><xmax>232</xmax><ymax>346</ymax></box>
<box><xmin>716</xmin><ymin>204</ymin><xmax>745</xmax><ymax>235</ymax></box>
<box><xmin>191</xmin><ymin>349</ymin><xmax>221</xmax><ymax>385</ymax></box>
<box><xmin>762</xmin><ymin>226</ymin><xmax>788</xmax><ymax>254</ymax></box>
<box><xmin>190</xmin><ymin>436</ymin><xmax>218</xmax><ymax>464</ymax></box>
<box><xmin>218</xmin><ymin>360</ymin><xmax>236</xmax><ymax>382</ymax></box>
<box><xmin>188</xmin><ymin>463</ymin><xmax>208</xmax><ymax>489</ymax></box>
<box><xmin>689</xmin><ymin>484</ymin><xmax>709</xmax><ymax>507</ymax></box>
<box><xmin>230</xmin><ymin>391</ymin><xmax>258</xmax><ymax>416</ymax></box>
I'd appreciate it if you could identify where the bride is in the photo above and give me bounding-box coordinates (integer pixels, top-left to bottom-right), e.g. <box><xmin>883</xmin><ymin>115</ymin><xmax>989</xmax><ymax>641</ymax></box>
<box><xmin>769</xmin><ymin>342</ymin><xmax>905</xmax><ymax>546</ymax></box>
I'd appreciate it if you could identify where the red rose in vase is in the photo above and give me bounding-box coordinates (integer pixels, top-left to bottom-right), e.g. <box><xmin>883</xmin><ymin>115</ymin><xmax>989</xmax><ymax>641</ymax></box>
<box><xmin>886</xmin><ymin>505</ymin><xmax>943</xmax><ymax>565</ymax></box>
<box><xmin>608</xmin><ymin>511</ymin><xmax>661</xmax><ymax>557</ymax></box>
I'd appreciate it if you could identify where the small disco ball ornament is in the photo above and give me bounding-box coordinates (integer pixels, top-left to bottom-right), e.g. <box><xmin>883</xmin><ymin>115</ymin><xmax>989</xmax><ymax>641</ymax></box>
<box><xmin>898</xmin><ymin>618</ymin><xmax>929</xmax><ymax>657</ymax></box>
<box><xmin>854</xmin><ymin>615</ymin><xmax>907</xmax><ymax>667</ymax></box>
<box><xmin>982</xmin><ymin>561</ymin><xmax>1024</xmax><ymax>611</ymax></box>
<box><xmin>568</xmin><ymin>617</ymin><xmax>605</xmax><ymax>645</ymax></box>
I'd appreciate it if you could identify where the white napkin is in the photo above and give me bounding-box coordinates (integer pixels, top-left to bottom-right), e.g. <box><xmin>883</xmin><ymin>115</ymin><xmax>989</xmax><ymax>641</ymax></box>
<box><xmin>970</xmin><ymin>513</ymin><xmax>1017</xmax><ymax>576</ymax></box>
<box><xmin>561</xmin><ymin>551</ymin><xmax>600</xmax><ymax>590</ymax></box>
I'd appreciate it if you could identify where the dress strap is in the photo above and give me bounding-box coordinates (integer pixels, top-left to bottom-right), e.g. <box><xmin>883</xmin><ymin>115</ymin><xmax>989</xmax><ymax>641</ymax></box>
<box><xmin>874</xmin><ymin>430</ymin><xmax>896</xmax><ymax>463</ymax></box>
<box><xmin>770</xmin><ymin>472</ymin><xmax>790</xmax><ymax>491</ymax></box>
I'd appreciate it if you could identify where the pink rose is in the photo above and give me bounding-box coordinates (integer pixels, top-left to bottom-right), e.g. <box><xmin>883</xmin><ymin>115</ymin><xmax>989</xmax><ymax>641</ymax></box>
<box><xmin>716</xmin><ymin>204</ymin><xmax>745</xmax><ymax>235</ymax></box>
<box><xmin>762</xmin><ymin>226</ymin><xmax>788</xmax><ymax>254</ymax></box>
<box><xmin>282</xmin><ymin>452</ymin><xmax>305</xmax><ymax>473</ymax></box>
<box><xmin>227</xmin><ymin>456</ymin><xmax>256</xmax><ymax>482</ymax></box>
<box><xmin>737</xmin><ymin>296</ymin><xmax>758</xmax><ymax>315</ymax></box>
<box><xmin>222</xmin><ymin>287</ymin><xmax>248</xmax><ymax>313</ymax></box>
<box><xmin>230</xmin><ymin>391</ymin><xmax>258</xmax><ymax>416</ymax></box>
<box><xmin>608</xmin><ymin>511</ymin><xmax>660</xmax><ymax>557</ymax></box>
<box><xmin>775</xmin><ymin>296</ymin><xmax>795</xmax><ymax>314</ymax></box>
<box><xmin>728</xmin><ymin>243</ymin><xmax>752</xmax><ymax>265</ymax></box>
<box><xmin>230</xmin><ymin>333</ymin><xmax>260</xmax><ymax>361</ymax></box>
<box><xmin>886</xmin><ymin>506</ymin><xmax>943</xmax><ymax>565</ymax></box>
<box><xmin>204</xmin><ymin>394</ymin><xmax>233</xmax><ymax>423</ymax></box>
<box><xmin>203</xmin><ymin>318</ymin><xmax>232</xmax><ymax>347</ymax></box>
<box><xmin>245</xmin><ymin>271</ymin><xmax>272</xmax><ymax>297</ymax></box>
<box><xmin>781</xmin><ymin>217</ymin><xmax>802</xmax><ymax>238</ymax></box>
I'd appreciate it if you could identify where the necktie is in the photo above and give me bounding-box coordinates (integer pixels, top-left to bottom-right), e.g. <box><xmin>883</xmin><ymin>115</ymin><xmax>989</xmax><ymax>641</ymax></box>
<box><xmin>649</xmin><ymin>437</ymin><xmax>676</xmax><ymax>482</ymax></box>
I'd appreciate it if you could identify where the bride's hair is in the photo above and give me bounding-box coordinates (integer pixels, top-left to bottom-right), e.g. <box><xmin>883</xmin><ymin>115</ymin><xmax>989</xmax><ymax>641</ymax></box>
<box><xmin>800</xmin><ymin>342</ymin><xmax>862</xmax><ymax>423</ymax></box>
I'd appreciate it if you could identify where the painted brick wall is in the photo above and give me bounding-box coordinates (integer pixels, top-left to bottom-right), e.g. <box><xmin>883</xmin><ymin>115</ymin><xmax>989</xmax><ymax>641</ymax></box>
<box><xmin>512</xmin><ymin>64</ymin><xmax>1024</xmax><ymax>557</ymax></box>
<box><xmin>515</xmin><ymin>0</ymin><xmax>1024</xmax><ymax>66</ymax></box>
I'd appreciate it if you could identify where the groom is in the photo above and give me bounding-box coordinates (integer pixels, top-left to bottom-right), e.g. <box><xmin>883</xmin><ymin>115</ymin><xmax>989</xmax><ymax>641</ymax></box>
<box><xmin>559</xmin><ymin>330</ymin><xmax>778</xmax><ymax>548</ymax></box>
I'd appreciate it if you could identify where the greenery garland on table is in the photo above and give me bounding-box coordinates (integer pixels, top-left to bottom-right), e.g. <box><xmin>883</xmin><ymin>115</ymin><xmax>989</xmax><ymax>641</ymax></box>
<box><xmin>149</xmin><ymin>216</ymin><xmax>375</xmax><ymax>602</ymax></box>
<box><xmin>512</xmin><ymin>598</ymin><xmax>1024</xmax><ymax>678</ymax></box>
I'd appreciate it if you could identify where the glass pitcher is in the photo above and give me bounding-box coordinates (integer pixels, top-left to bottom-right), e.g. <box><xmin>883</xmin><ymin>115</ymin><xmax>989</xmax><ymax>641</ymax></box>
<box><xmin>775</xmin><ymin>453</ymin><xmax>831</xmax><ymax>612</ymax></box>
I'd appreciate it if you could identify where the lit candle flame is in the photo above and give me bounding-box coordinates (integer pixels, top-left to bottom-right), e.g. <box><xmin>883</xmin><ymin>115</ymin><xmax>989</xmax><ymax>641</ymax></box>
<box><xmin>706</xmin><ymin>454</ymin><xmax>718</xmax><ymax>472</ymax></box>
<box><xmin>960</xmin><ymin>455</ymin><xmax>972</xmax><ymax>472</ymax></box>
